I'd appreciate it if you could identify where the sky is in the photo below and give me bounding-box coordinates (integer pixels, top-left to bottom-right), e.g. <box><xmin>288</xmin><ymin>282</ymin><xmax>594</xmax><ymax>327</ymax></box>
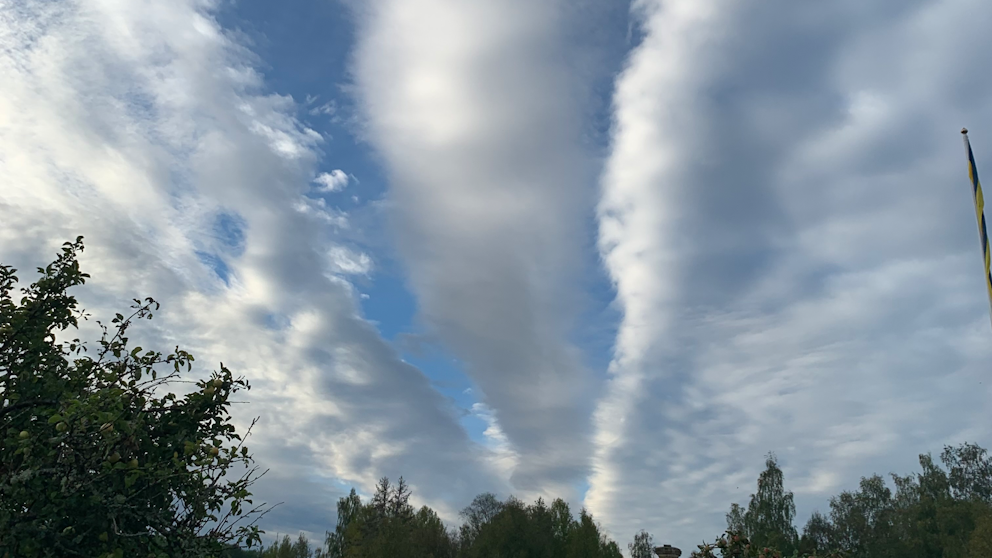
<box><xmin>2</xmin><ymin>0</ymin><xmax>992</xmax><ymax>552</ymax></box>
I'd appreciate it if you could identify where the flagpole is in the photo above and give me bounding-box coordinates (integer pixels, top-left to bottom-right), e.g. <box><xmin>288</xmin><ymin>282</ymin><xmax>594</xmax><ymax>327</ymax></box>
<box><xmin>961</xmin><ymin>128</ymin><xmax>992</xmax><ymax>333</ymax></box>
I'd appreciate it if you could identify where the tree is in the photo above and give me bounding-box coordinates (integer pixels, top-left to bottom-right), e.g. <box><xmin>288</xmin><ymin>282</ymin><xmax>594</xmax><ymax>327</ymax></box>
<box><xmin>453</xmin><ymin>493</ymin><xmax>620</xmax><ymax>558</ymax></box>
<box><xmin>942</xmin><ymin>443</ymin><xmax>992</xmax><ymax>504</ymax></box>
<box><xmin>827</xmin><ymin>474</ymin><xmax>895</xmax><ymax>558</ymax></box>
<box><xmin>629</xmin><ymin>529</ymin><xmax>654</xmax><ymax>558</ymax></box>
<box><xmin>968</xmin><ymin>512</ymin><xmax>992</xmax><ymax>558</ymax></box>
<box><xmin>326</xmin><ymin>489</ymin><xmax>363</xmax><ymax>558</ymax></box>
<box><xmin>0</xmin><ymin>238</ymin><xmax>266</xmax><ymax>557</ymax></box>
<box><xmin>727</xmin><ymin>454</ymin><xmax>798</xmax><ymax>556</ymax></box>
<box><xmin>704</xmin><ymin>443</ymin><xmax>992</xmax><ymax>558</ymax></box>
<box><xmin>727</xmin><ymin>504</ymin><xmax>747</xmax><ymax>536</ymax></box>
<box><xmin>798</xmin><ymin>511</ymin><xmax>832</xmax><ymax>556</ymax></box>
<box><xmin>389</xmin><ymin>477</ymin><xmax>413</xmax><ymax>520</ymax></box>
<box><xmin>410</xmin><ymin>505</ymin><xmax>456</xmax><ymax>558</ymax></box>
<box><xmin>325</xmin><ymin>477</ymin><xmax>457</xmax><ymax>558</ymax></box>
<box><xmin>257</xmin><ymin>533</ymin><xmax>321</xmax><ymax>558</ymax></box>
<box><xmin>458</xmin><ymin>492</ymin><xmax>504</xmax><ymax>549</ymax></box>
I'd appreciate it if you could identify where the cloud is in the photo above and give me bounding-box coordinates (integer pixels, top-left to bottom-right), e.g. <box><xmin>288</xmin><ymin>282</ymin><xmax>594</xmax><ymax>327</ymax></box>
<box><xmin>314</xmin><ymin>169</ymin><xmax>350</xmax><ymax>192</ymax></box>
<box><xmin>327</xmin><ymin>245</ymin><xmax>372</xmax><ymax>275</ymax></box>
<box><xmin>350</xmin><ymin>0</ymin><xmax>626</xmax><ymax>500</ymax></box>
<box><xmin>588</xmin><ymin>0</ymin><xmax>992</xmax><ymax>550</ymax></box>
<box><xmin>7</xmin><ymin>0</ymin><xmax>992</xmax><ymax>550</ymax></box>
<box><xmin>0</xmin><ymin>0</ymin><xmax>504</xmax><ymax>533</ymax></box>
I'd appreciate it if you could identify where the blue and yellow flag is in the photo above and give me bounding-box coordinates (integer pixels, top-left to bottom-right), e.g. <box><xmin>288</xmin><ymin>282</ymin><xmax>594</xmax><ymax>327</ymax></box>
<box><xmin>962</xmin><ymin>128</ymin><xmax>992</xmax><ymax>327</ymax></box>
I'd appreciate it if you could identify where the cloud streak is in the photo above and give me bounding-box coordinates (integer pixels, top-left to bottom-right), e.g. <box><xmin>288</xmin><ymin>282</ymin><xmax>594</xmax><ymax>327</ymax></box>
<box><xmin>589</xmin><ymin>0</ymin><xmax>992</xmax><ymax>550</ymax></box>
<box><xmin>0</xmin><ymin>0</ymin><xmax>502</xmax><ymax>534</ymax></box>
<box><xmin>351</xmin><ymin>0</ymin><xmax>615</xmax><ymax>499</ymax></box>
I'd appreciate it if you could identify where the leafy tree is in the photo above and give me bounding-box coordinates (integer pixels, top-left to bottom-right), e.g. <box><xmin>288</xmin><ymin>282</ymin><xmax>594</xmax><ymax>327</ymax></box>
<box><xmin>410</xmin><ymin>505</ymin><xmax>456</xmax><ymax>558</ymax></box>
<box><xmin>550</xmin><ymin>497</ymin><xmax>575</xmax><ymax>550</ymax></box>
<box><xmin>326</xmin><ymin>489</ymin><xmax>363</xmax><ymax>558</ymax></box>
<box><xmin>458</xmin><ymin>494</ymin><xmax>622</xmax><ymax>558</ymax></box>
<box><xmin>257</xmin><ymin>533</ymin><xmax>321</xmax><ymax>558</ymax></box>
<box><xmin>727</xmin><ymin>504</ymin><xmax>746</xmax><ymax>536</ymax></box>
<box><xmin>326</xmin><ymin>477</ymin><xmax>457</xmax><ymax>558</ymax></box>
<box><xmin>706</xmin><ymin>443</ymin><xmax>992</xmax><ymax>558</ymax></box>
<box><xmin>726</xmin><ymin>454</ymin><xmax>798</xmax><ymax>556</ymax></box>
<box><xmin>689</xmin><ymin>530</ymin><xmax>843</xmax><ymax>558</ymax></box>
<box><xmin>968</xmin><ymin>512</ymin><xmax>992</xmax><ymax>558</ymax></box>
<box><xmin>942</xmin><ymin>443</ymin><xmax>992</xmax><ymax>504</ymax></box>
<box><xmin>798</xmin><ymin>511</ymin><xmax>832</xmax><ymax>556</ymax></box>
<box><xmin>629</xmin><ymin>529</ymin><xmax>654</xmax><ymax>558</ymax></box>
<box><xmin>278</xmin><ymin>480</ymin><xmax>623</xmax><ymax>558</ymax></box>
<box><xmin>0</xmin><ymin>238</ymin><xmax>266</xmax><ymax>557</ymax></box>
<box><xmin>827</xmin><ymin>475</ymin><xmax>894</xmax><ymax>558</ymax></box>
<box><xmin>458</xmin><ymin>491</ymin><xmax>504</xmax><ymax>550</ymax></box>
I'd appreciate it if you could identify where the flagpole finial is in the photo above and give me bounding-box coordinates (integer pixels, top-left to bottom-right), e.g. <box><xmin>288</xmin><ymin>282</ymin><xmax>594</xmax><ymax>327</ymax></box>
<box><xmin>962</xmin><ymin>127</ymin><xmax>969</xmax><ymax>134</ymax></box>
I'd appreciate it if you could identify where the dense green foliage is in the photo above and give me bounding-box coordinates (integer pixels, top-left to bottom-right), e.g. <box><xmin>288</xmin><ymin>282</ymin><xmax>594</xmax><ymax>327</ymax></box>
<box><xmin>242</xmin><ymin>479</ymin><xmax>624</xmax><ymax>558</ymax></box>
<box><xmin>692</xmin><ymin>444</ymin><xmax>992</xmax><ymax>558</ymax></box>
<box><xmin>0</xmin><ymin>239</ymin><xmax>265</xmax><ymax>557</ymax></box>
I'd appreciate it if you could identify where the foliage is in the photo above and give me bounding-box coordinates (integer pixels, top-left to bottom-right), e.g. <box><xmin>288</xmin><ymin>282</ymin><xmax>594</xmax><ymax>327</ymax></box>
<box><xmin>629</xmin><ymin>529</ymin><xmax>654</xmax><ymax>558</ymax></box>
<box><xmin>0</xmin><ymin>238</ymin><xmax>266</xmax><ymax>558</ymax></box>
<box><xmin>317</xmin><ymin>478</ymin><xmax>623</xmax><ymax>558</ymax></box>
<box><xmin>324</xmin><ymin>476</ymin><xmax>456</xmax><ymax>558</ymax></box>
<box><xmin>689</xmin><ymin>529</ymin><xmax>845</xmax><ymax>558</ymax></box>
<box><xmin>255</xmin><ymin>533</ymin><xmax>324</xmax><ymax>558</ymax></box>
<box><xmin>740</xmin><ymin>454</ymin><xmax>798</xmax><ymax>556</ymax></box>
<box><xmin>697</xmin><ymin>443</ymin><xmax>992</xmax><ymax>558</ymax></box>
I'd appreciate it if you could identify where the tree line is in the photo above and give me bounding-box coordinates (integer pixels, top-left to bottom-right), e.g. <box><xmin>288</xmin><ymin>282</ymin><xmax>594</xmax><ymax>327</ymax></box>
<box><xmin>240</xmin><ymin>442</ymin><xmax>992</xmax><ymax>558</ymax></box>
<box><xmin>686</xmin><ymin>444</ymin><xmax>992</xmax><ymax>558</ymax></box>
<box><xmin>230</xmin><ymin>476</ymin><xmax>625</xmax><ymax>558</ymax></box>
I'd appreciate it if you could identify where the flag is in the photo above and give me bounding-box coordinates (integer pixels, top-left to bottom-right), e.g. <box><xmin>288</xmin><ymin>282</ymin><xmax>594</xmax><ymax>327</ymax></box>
<box><xmin>962</xmin><ymin>127</ymin><xmax>992</xmax><ymax>330</ymax></box>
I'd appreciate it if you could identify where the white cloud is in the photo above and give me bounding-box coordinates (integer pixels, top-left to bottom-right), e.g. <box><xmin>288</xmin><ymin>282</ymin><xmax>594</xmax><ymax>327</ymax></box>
<box><xmin>589</xmin><ymin>0</ymin><xmax>992</xmax><ymax>551</ymax></box>
<box><xmin>314</xmin><ymin>169</ymin><xmax>350</xmax><ymax>192</ymax></box>
<box><xmin>352</xmin><ymin>0</ymin><xmax>612</xmax><ymax>500</ymax></box>
<box><xmin>470</xmin><ymin>402</ymin><xmax>520</xmax><ymax>480</ymax></box>
<box><xmin>0</xmin><ymin>0</ymin><xmax>504</xmax><ymax>534</ymax></box>
<box><xmin>327</xmin><ymin>245</ymin><xmax>373</xmax><ymax>276</ymax></box>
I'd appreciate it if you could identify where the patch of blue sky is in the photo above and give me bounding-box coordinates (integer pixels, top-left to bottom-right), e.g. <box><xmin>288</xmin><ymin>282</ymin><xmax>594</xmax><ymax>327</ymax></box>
<box><xmin>195</xmin><ymin>250</ymin><xmax>232</xmax><ymax>285</ymax></box>
<box><xmin>212</xmin><ymin>211</ymin><xmax>247</xmax><ymax>255</ymax></box>
<box><xmin>214</xmin><ymin>0</ymin><xmax>387</xmax><ymax>202</ymax></box>
<box><xmin>213</xmin><ymin>0</ymin><xmax>623</xmax><ymax>460</ymax></box>
<box><xmin>355</xmin><ymin>271</ymin><xmax>416</xmax><ymax>341</ymax></box>
<box><xmin>569</xmin><ymin>220</ymin><xmax>623</xmax><ymax>383</ymax></box>
<box><xmin>215</xmin><ymin>0</ymin><xmax>473</xmax><ymax>400</ymax></box>
<box><xmin>262</xmin><ymin>312</ymin><xmax>291</xmax><ymax>331</ymax></box>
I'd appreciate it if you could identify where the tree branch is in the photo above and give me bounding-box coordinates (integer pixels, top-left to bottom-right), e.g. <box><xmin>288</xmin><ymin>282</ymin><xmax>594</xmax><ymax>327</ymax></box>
<box><xmin>0</xmin><ymin>398</ymin><xmax>56</xmax><ymax>421</ymax></box>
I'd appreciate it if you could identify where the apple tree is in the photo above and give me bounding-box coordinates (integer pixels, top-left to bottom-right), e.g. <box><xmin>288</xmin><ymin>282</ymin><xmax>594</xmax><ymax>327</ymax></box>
<box><xmin>0</xmin><ymin>238</ymin><xmax>266</xmax><ymax>557</ymax></box>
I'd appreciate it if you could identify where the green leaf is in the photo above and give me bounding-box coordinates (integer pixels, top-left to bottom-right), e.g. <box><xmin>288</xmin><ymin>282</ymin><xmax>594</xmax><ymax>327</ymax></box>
<box><xmin>48</xmin><ymin>414</ymin><xmax>63</xmax><ymax>424</ymax></box>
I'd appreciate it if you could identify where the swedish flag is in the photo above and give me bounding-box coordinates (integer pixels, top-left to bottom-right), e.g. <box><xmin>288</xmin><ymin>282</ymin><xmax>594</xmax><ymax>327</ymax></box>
<box><xmin>962</xmin><ymin>128</ymin><xmax>992</xmax><ymax>328</ymax></box>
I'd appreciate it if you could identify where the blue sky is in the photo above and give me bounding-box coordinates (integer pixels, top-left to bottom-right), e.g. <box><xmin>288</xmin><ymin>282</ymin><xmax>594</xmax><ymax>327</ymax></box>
<box><xmin>2</xmin><ymin>0</ymin><xmax>992</xmax><ymax>553</ymax></box>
